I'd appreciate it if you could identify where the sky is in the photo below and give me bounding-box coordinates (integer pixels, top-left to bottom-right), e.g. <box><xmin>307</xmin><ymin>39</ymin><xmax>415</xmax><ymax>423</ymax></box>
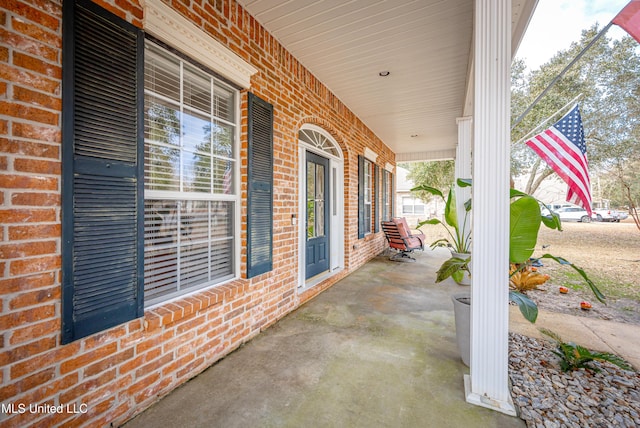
<box><xmin>516</xmin><ymin>0</ymin><xmax>630</xmax><ymax>71</ymax></box>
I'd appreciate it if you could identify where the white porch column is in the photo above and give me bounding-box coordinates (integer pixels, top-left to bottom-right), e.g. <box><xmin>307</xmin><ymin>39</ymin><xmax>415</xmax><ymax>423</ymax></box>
<box><xmin>455</xmin><ymin>117</ymin><xmax>472</xmax><ymax>236</ymax></box>
<box><xmin>466</xmin><ymin>0</ymin><xmax>516</xmax><ymax>416</ymax></box>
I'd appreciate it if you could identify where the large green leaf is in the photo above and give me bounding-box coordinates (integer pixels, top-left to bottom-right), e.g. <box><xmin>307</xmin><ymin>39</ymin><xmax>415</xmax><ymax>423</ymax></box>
<box><xmin>541</xmin><ymin>210</ymin><xmax>562</xmax><ymax>231</ymax></box>
<box><xmin>429</xmin><ymin>238</ymin><xmax>451</xmax><ymax>249</ymax></box>
<box><xmin>444</xmin><ymin>189</ymin><xmax>458</xmax><ymax>229</ymax></box>
<box><xmin>509</xmin><ymin>291</ymin><xmax>538</xmax><ymax>323</ymax></box>
<box><xmin>539</xmin><ymin>254</ymin><xmax>606</xmax><ymax>303</ymax></box>
<box><xmin>435</xmin><ymin>257</ymin><xmax>469</xmax><ymax>283</ymax></box>
<box><xmin>509</xmin><ymin>188</ymin><xmax>528</xmax><ymax>198</ymax></box>
<box><xmin>451</xmin><ymin>269</ymin><xmax>464</xmax><ymax>283</ymax></box>
<box><xmin>509</xmin><ymin>195</ymin><xmax>541</xmax><ymax>263</ymax></box>
<box><xmin>464</xmin><ymin>198</ymin><xmax>472</xmax><ymax>212</ymax></box>
<box><xmin>417</xmin><ymin>218</ymin><xmax>443</xmax><ymax>228</ymax></box>
<box><xmin>411</xmin><ymin>184</ymin><xmax>444</xmax><ymax>200</ymax></box>
<box><xmin>457</xmin><ymin>178</ymin><xmax>472</xmax><ymax>187</ymax></box>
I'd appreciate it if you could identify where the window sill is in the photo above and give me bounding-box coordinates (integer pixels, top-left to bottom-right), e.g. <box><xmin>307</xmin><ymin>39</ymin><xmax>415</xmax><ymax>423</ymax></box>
<box><xmin>143</xmin><ymin>279</ymin><xmax>245</xmax><ymax>331</ymax></box>
<box><xmin>359</xmin><ymin>232</ymin><xmax>380</xmax><ymax>244</ymax></box>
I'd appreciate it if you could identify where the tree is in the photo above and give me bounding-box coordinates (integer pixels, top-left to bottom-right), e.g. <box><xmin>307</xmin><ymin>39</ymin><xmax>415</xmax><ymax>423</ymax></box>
<box><xmin>401</xmin><ymin>160</ymin><xmax>454</xmax><ymax>203</ymax></box>
<box><xmin>601</xmin><ymin>157</ymin><xmax>640</xmax><ymax>229</ymax></box>
<box><xmin>511</xmin><ymin>26</ymin><xmax>603</xmax><ymax>194</ymax></box>
<box><xmin>511</xmin><ymin>25</ymin><xmax>640</xmax><ymax>232</ymax></box>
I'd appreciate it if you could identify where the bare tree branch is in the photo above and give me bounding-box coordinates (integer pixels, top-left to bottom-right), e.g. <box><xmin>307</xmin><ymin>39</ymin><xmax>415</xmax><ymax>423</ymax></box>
<box><xmin>529</xmin><ymin>168</ymin><xmax>556</xmax><ymax>195</ymax></box>
<box><xmin>525</xmin><ymin>159</ymin><xmax>540</xmax><ymax>194</ymax></box>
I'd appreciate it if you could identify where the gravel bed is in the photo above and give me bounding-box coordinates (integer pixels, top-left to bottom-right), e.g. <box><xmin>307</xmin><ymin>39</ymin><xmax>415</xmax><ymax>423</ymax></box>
<box><xmin>509</xmin><ymin>333</ymin><xmax>640</xmax><ymax>427</ymax></box>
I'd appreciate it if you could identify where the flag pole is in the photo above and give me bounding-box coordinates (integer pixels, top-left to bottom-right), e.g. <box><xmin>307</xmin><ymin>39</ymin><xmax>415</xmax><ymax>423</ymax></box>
<box><xmin>511</xmin><ymin>22</ymin><xmax>614</xmax><ymax>130</ymax></box>
<box><xmin>513</xmin><ymin>93</ymin><xmax>583</xmax><ymax>145</ymax></box>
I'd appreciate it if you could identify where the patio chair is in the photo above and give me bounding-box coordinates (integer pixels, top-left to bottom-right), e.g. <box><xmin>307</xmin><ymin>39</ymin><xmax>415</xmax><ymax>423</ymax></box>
<box><xmin>381</xmin><ymin>217</ymin><xmax>426</xmax><ymax>262</ymax></box>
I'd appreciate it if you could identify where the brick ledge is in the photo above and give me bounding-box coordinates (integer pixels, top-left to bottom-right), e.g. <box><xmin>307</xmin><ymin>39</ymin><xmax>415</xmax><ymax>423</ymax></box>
<box><xmin>143</xmin><ymin>280</ymin><xmax>247</xmax><ymax>331</ymax></box>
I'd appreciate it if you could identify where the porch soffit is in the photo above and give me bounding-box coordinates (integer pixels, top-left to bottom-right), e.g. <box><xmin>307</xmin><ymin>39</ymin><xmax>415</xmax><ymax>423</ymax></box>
<box><xmin>236</xmin><ymin>0</ymin><xmax>538</xmax><ymax>162</ymax></box>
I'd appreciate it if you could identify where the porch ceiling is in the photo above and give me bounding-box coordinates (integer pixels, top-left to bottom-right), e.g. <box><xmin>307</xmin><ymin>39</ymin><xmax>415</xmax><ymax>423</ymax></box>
<box><xmin>236</xmin><ymin>0</ymin><xmax>537</xmax><ymax>162</ymax></box>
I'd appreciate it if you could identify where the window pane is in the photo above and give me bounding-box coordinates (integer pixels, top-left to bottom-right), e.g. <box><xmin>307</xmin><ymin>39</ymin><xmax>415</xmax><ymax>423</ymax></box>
<box><xmin>144</xmin><ymin>200</ymin><xmax>179</xmax><ymax>300</ymax></box>
<box><xmin>220</xmin><ymin>159</ymin><xmax>234</xmax><ymax>195</ymax></box>
<box><xmin>316</xmin><ymin>200</ymin><xmax>324</xmax><ymax>237</ymax></box>
<box><xmin>214</xmin><ymin>84</ymin><xmax>235</xmax><ymax>122</ymax></box>
<box><xmin>384</xmin><ymin>173</ymin><xmax>392</xmax><ymax>219</ymax></box>
<box><xmin>145</xmin><ymin>44</ymin><xmax>180</xmax><ymax>102</ymax></box>
<box><xmin>145</xmin><ymin>143</ymin><xmax>180</xmax><ymax>191</ymax></box>
<box><xmin>144</xmin><ymin>200</ymin><xmax>179</xmax><ymax>248</ymax></box>
<box><xmin>144</xmin><ymin>247</ymin><xmax>178</xmax><ymax>300</ymax></box>
<box><xmin>144</xmin><ymin>200</ymin><xmax>235</xmax><ymax>302</ymax></box>
<box><xmin>316</xmin><ymin>163</ymin><xmax>325</xmax><ymax>237</ymax></box>
<box><xmin>307</xmin><ymin>161</ymin><xmax>315</xmax><ymax>239</ymax></box>
<box><xmin>183</xmin><ymin>110</ymin><xmax>211</xmax><ymax>154</ymax></box>
<box><xmin>364</xmin><ymin>160</ymin><xmax>372</xmax><ymax>203</ymax></box>
<box><xmin>184</xmin><ymin>151</ymin><xmax>211</xmax><ymax>193</ymax></box>
<box><xmin>184</xmin><ymin>65</ymin><xmax>211</xmax><ymax>113</ymax></box>
<box><xmin>364</xmin><ymin>205</ymin><xmax>371</xmax><ymax>234</ymax></box>
<box><xmin>211</xmin><ymin>201</ymin><xmax>233</xmax><ymax>279</ymax></box>
<box><xmin>211</xmin><ymin>236</ymin><xmax>233</xmax><ymax>278</ymax></box>
<box><xmin>307</xmin><ymin>200</ymin><xmax>315</xmax><ymax>239</ymax></box>
<box><xmin>145</xmin><ymin>96</ymin><xmax>180</xmax><ymax>146</ymax></box>
<box><xmin>414</xmin><ymin>205</ymin><xmax>425</xmax><ymax>215</ymax></box>
<box><xmin>211</xmin><ymin>201</ymin><xmax>233</xmax><ymax>239</ymax></box>
<box><xmin>364</xmin><ymin>185</ymin><xmax>371</xmax><ymax>202</ymax></box>
<box><xmin>316</xmin><ymin>163</ymin><xmax>325</xmax><ymax>200</ymax></box>
<box><xmin>181</xmin><ymin>200</ymin><xmax>209</xmax><ymax>242</ymax></box>
<box><xmin>213</xmin><ymin>157</ymin><xmax>233</xmax><ymax>194</ymax></box>
<box><xmin>180</xmin><ymin>243</ymin><xmax>210</xmax><ymax>288</ymax></box>
<box><xmin>212</xmin><ymin>121</ymin><xmax>234</xmax><ymax>158</ymax></box>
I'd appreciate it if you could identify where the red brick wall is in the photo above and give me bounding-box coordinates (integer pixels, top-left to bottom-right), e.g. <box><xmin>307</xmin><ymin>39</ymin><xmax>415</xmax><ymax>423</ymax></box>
<box><xmin>0</xmin><ymin>0</ymin><xmax>394</xmax><ymax>425</ymax></box>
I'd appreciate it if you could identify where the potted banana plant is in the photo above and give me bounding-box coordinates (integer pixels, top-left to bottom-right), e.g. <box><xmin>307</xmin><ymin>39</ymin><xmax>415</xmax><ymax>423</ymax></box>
<box><xmin>412</xmin><ymin>179</ymin><xmax>472</xmax><ymax>285</ymax></box>
<box><xmin>507</xmin><ymin>187</ymin><xmax>604</xmax><ymax>322</ymax></box>
<box><xmin>438</xmin><ymin>184</ymin><xmax>605</xmax><ymax>323</ymax></box>
<box><xmin>438</xmin><ymin>184</ymin><xmax>605</xmax><ymax>366</ymax></box>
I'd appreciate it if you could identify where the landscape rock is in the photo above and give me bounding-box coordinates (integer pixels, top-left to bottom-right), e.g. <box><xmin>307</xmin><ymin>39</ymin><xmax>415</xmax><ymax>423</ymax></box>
<box><xmin>509</xmin><ymin>333</ymin><xmax>640</xmax><ymax>427</ymax></box>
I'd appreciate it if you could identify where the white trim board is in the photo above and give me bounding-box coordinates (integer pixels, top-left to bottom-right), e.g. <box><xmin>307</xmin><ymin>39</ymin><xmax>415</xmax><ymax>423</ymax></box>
<box><xmin>144</xmin><ymin>0</ymin><xmax>258</xmax><ymax>88</ymax></box>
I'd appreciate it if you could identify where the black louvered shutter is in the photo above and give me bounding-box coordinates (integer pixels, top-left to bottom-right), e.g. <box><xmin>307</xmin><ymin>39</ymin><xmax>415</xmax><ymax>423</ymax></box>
<box><xmin>357</xmin><ymin>155</ymin><xmax>365</xmax><ymax>239</ymax></box>
<box><xmin>374</xmin><ymin>164</ymin><xmax>380</xmax><ymax>233</ymax></box>
<box><xmin>61</xmin><ymin>0</ymin><xmax>144</xmax><ymax>343</ymax></box>
<box><xmin>247</xmin><ymin>93</ymin><xmax>273</xmax><ymax>278</ymax></box>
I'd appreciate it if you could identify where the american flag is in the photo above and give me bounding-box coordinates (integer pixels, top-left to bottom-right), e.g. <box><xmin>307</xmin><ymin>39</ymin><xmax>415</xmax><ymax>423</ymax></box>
<box><xmin>525</xmin><ymin>105</ymin><xmax>592</xmax><ymax>215</ymax></box>
<box><xmin>613</xmin><ymin>1</ymin><xmax>640</xmax><ymax>44</ymax></box>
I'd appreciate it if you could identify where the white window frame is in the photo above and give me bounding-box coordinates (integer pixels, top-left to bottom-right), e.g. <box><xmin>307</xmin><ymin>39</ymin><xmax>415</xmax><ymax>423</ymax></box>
<box><xmin>363</xmin><ymin>158</ymin><xmax>373</xmax><ymax>235</ymax></box>
<box><xmin>383</xmin><ymin>169</ymin><xmax>392</xmax><ymax>221</ymax></box>
<box><xmin>143</xmin><ymin>41</ymin><xmax>241</xmax><ymax>307</ymax></box>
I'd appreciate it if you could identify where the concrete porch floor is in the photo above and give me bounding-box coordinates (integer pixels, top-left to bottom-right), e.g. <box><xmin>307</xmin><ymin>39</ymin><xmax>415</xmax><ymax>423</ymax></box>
<box><xmin>123</xmin><ymin>248</ymin><xmax>525</xmax><ymax>428</ymax></box>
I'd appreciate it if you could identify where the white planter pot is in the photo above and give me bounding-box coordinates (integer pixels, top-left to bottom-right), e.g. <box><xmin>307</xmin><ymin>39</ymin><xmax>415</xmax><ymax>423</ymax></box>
<box><xmin>452</xmin><ymin>292</ymin><xmax>471</xmax><ymax>366</ymax></box>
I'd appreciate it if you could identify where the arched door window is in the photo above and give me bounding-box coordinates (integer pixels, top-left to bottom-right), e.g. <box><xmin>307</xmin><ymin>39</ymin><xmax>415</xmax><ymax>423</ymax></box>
<box><xmin>299</xmin><ymin>128</ymin><xmax>340</xmax><ymax>158</ymax></box>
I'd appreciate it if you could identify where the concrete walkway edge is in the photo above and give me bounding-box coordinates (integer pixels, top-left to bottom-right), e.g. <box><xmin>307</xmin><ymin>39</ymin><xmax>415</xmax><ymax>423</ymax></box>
<box><xmin>509</xmin><ymin>306</ymin><xmax>640</xmax><ymax>370</ymax></box>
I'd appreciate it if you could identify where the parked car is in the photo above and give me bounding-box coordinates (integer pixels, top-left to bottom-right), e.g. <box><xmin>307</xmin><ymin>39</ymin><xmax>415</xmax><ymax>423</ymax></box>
<box><xmin>592</xmin><ymin>209</ymin><xmax>620</xmax><ymax>222</ymax></box>
<box><xmin>618</xmin><ymin>211</ymin><xmax>629</xmax><ymax>221</ymax></box>
<box><xmin>547</xmin><ymin>203</ymin><xmax>573</xmax><ymax>213</ymax></box>
<box><xmin>555</xmin><ymin>206</ymin><xmax>592</xmax><ymax>223</ymax></box>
